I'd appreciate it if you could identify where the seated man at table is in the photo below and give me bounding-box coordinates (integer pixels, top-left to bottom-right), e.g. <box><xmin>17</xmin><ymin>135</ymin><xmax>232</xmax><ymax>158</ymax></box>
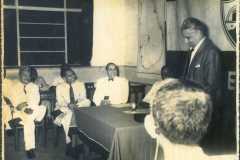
<box><xmin>54</xmin><ymin>65</ymin><xmax>91</xmax><ymax>151</ymax></box>
<box><xmin>144</xmin><ymin>79</ymin><xmax>235</xmax><ymax>160</ymax></box>
<box><xmin>2</xmin><ymin>66</ymin><xmax>47</xmax><ymax>159</ymax></box>
<box><xmin>93</xmin><ymin>62</ymin><xmax>129</xmax><ymax>106</ymax></box>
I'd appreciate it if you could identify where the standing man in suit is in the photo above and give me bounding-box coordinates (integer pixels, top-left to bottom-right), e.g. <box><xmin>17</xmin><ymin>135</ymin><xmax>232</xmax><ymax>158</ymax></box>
<box><xmin>181</xmin><ymin>17</ymin><xmax>222</xmax><ymax>148</ymax></box>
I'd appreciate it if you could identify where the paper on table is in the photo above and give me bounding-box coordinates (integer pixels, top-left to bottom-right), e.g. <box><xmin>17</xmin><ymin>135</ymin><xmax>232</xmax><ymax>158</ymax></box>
<box><xmin>123</xmin><ymin>108</ymin><xmax>150</xmax><ymax>114</ymax></box>
<box><xmin>110</xmin><ymin>103</ymin><xmax>132</xmax><ymax>108</ymax></box>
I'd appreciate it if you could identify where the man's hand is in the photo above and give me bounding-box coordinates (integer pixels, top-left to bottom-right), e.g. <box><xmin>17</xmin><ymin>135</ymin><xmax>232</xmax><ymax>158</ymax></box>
<box><xmin>24</xmin><ymin>108</ymin><xmax>33</xmax><ymax>114</ymax></box>
<box><xmin>77</xmin><ymin>99</ymin><xmax>91</xmax><ymax>107</ymax></box>
<box><xmin>16</xmin><ymin>102</ymin><xmax>28</xmax><ymax>111</ymax></box>
<box><xmin>68</xmin><ymin>103</ymin><xmax>77</xmax><ymax>110</ymax></box>
<box><xmin>54</xmin><ymin>112</ymin><xmax>66</xmax><ymax>126</ymax></box>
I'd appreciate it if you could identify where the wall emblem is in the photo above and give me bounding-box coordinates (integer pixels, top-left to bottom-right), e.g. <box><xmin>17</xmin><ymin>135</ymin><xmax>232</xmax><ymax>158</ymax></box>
<box><xmin>221</xmin><ymin>0</ymin><xmax>237</xmax><ymax>48</ymax></box>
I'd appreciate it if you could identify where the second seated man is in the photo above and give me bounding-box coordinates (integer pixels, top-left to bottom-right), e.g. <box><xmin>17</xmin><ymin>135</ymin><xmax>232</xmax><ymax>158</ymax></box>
<box><xmin>93</xmin><ymin>62</ymin><xmax>129</xmax><ymax>106</ymax></box>
<box><xmin>54</xmin><ymin>65</ymin><xmax>91</xmax><ymax>148</ymax></box>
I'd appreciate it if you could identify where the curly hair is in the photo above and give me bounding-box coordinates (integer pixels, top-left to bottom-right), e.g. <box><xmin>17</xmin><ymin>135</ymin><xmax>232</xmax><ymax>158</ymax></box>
<box><xmin>152</xmin><ymin>79</ymin><xmax>212</xmax><ymax>144</ymax></box>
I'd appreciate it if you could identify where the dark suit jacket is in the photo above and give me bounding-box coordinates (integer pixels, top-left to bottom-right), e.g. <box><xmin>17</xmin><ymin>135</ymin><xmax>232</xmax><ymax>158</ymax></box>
<box><xmin>182</xmin><ymin>38</ymin><xmax>222</xmax><ymax>105</ymax></box>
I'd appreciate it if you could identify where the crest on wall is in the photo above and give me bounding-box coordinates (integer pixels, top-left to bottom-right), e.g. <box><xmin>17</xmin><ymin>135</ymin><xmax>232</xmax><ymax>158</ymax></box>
<box><xmin>221</xmin><ymin>0</ymin><xmax>236</xmax><ymax>48</ymax></box>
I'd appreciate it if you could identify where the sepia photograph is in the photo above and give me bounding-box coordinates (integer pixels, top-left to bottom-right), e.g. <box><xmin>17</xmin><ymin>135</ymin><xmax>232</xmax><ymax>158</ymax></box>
<box><xmin>1</xmin><ymin>0</ymin><xmax>238</xmax><ymax>160</ymax></box>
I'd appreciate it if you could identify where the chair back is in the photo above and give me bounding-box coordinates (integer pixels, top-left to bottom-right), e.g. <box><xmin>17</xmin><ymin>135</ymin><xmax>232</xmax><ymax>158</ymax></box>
<box><xmin>85</xmin><ymin>82</ymin><xmax>95</xmax><ymax>106</ymax></box>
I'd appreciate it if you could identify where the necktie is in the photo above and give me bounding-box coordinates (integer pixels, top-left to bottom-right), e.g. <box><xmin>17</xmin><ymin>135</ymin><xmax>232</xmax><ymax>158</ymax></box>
<box><xmin>69</xmin><ymin>84</ymin><xmax>75</xmax><ymax>104</ymax></box>
<box><xmin>183</xmin><ymin>49</ymin><xmax>193</xmax><ymax>78</ymax></box>
<box><xmin>23</xmin><ymin>85</ymin><xmax>27</xmax><ymax>94</ymax></box>
<box><xmin>188</xmin><ymin>47</ymin><xmax>194</xmax><ymax>66</ymax></box>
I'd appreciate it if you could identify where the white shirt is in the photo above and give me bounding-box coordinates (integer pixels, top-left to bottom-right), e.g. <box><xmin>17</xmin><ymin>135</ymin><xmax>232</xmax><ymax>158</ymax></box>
<box><xmin>159</xmin><ymin>139</ymin><xmax>236</xmax><ymax>160</ymax></box>
<box><xmin>5</xmin><ymin>80</ymin><xmax>40</xmax><ymax>110</ymax></box>
<box><xmin>189</xmin><ymin>37</ymin><xmax>206</xmax><ymax>65</ymax></box>
<box><xmin>93</xmin><ymin>77</ymin><xmax>129</xmax><ymax>106</ymax></box>
<box><xmin>56</xmin><ymin>80</ymin><xmax>90</xmax><ymax>109</ymax></box>
<box><xmin>3</xmin><ymin>79</ymin><xmax>13</xmax><ymax>98</ymax></box>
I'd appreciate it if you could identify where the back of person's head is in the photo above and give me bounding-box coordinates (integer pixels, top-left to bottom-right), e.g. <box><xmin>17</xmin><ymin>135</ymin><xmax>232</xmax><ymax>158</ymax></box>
<box><xmin>181</xmin><ymin>17</ymin><xmax>209</xmax><ymax>37</ymax></box>
<box><xmin>152</xmin><ymin>79</ymin><xmax>212</xmax><ymax>145</ymax></box>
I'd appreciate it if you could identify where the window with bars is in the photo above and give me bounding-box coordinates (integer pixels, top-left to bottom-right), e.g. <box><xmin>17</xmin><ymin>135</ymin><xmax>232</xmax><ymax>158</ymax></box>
<box><xmin>3</xmin><ymin>0</ymin><xmax>93</xmax><ymax>67</ymax></box>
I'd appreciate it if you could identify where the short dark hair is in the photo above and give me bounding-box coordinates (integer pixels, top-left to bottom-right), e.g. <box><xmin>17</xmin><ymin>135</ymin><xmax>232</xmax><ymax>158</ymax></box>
<box><xmin>19</xmin><ymin>66</ymin><xmax>35</xmax><ymax>82</ymax></box>
<box><xmin>105</xmin><ymin>62</ymin><xmax>119</xmax><ymax>76</ymax></box>
<box><xmin>60</xmin><ymin>65</ymin><xmax>76</xmax><ymax>78</ymax></box>
<box><xmin>181</xmin><ymin>17</ymin><xmax>209</xmax><ymax>37</ymax></box>
<box><xmin>60</xmin><ymin>64</ymin><xmax>70</xmax><ymax>78</ymax></box>
<box><xmin>161</xmin><ymin>65</ymin><xmax>172</xmax><ymax>79</ymax></box>
<box><xmin>152</xmin><ymin>79</ymin><xmax>212</xmax><ymax>144</ymax></box>
<box><xmin>30</xmin><ymin>67</ymin><xmax>38</xmax><ymax>82</ymax></box>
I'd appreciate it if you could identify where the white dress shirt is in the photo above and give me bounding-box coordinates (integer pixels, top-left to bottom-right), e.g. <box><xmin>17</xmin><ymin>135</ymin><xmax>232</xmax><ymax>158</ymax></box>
<box><xmin>93</xmin><ymin>77</ymin><xmax>129</xmax><ymax>106</ymax></box>
<box><xmin>2</xmin><ymin>79</ymin><xmax>46</xmax><ymax>150</ymax></box>
<box><xmin>189</xmin><ymin>37</ymin><xmax>206</xmax><ymax>65</ymax></box>
<box><xmin>56</xmin><ymin>80</ymin><xmax>90</xmax><ymax>109</ymax></box>
<box><xmin>2</xmin><ymin>78</ymin><xmax>13</xmax><ymax>98</ymax></box>
<box><xmin>8</xmin><ymin>81</ymin><xmax>40</xmax><ymax>110</ymax></box>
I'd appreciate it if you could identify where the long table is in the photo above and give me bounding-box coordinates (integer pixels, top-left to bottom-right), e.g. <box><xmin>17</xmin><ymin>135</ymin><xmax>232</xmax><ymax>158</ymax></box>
<box><xmin>74</xmin><ymin>105</ymin><xmax>156</xmax><ymax>160</ymax></box>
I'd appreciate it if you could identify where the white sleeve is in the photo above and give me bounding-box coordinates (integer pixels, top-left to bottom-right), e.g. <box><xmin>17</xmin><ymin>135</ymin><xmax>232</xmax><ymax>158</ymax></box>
<box><xmin>3</xmin><ymin>79</ymin><xmax>12</xmax><ymax>98</ymax></box>
<box><xmin>76</xmin><ymin>82</ymin><xmax>87</xmax><ymax>101</ymax></box>
<box><xmin>121</xmin><ymin>78</ymin><xmax>129</xmax><ymax>104</ymax></box>
<box><xmin>56</xmin><ymin>85</ymin><xmax>68</xmax><ymax>107</ymax></box>
<box><xmin>76</xmin><ymin>82</ymin><xmax>91</xmax><ymax>107</ymax></box>
<box><xmin>27</xmin><ymin>84</ymin><xmax>40</xmax><ymax>108</ymax></box>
